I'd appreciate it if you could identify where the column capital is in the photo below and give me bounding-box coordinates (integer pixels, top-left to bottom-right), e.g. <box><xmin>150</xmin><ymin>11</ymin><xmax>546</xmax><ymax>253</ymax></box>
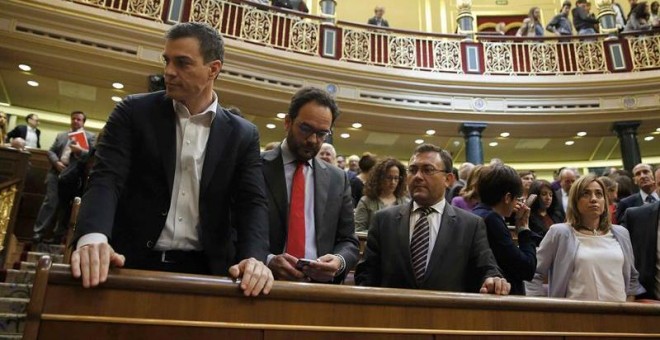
<box><xmin>612</xmin><ymin>121</ymin><xmax>641</xmax><ymax>136</ymax></box>
<box><xmin>459</xmin><ymin>123</ymin><xmax>488</xmax><ymax>137</ymax></box>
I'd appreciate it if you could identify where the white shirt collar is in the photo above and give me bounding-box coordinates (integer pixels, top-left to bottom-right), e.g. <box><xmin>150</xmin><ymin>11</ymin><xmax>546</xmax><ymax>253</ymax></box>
<box><xmin>412</xmin><ymin>198</ymin><xmax>446</xmax><ymax>215</ymax></box>
<box><xmin>172</xmin><ymin>92</ymin><xmax>218</xmax><ymax>123</ymax></box>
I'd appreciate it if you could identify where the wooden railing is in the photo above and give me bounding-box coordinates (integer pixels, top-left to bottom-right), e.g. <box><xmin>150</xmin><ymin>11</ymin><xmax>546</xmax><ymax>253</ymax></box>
<box><xmin>25</xmin><ymin>256</ymin><xmax>660</xmax><ymax>339</ymax></box>
<box><xmin>63</xmin><ymin>0</ymin><xmax>660</xmax><ymax>75</ymax></box>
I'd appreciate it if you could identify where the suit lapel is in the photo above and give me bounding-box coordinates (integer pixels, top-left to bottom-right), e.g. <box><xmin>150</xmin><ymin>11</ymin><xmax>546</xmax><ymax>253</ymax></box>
<box><xmin>201</xmin><ymin>108</ymin><xmax>233</xmax><ymax>193</ymax></box>
<box><xmin>424</xmin><ymin>203</ymin><xmax>456</xmax><ymax>282</ymax></box>
<box><xmin>397</xmin><ymin>203</ymin><xmax>416</xmax><ymax>286</ymax></box>
<box><xmin>262</xmin><ymin>147</ymin><xmax>288</xmax><ymax>227</ymax></box>
<box><xmin>313</xmin><ymin>158</ymin><xmax>329</xmax><ymax>249</ymax></box>
<box><xmin>153</xmin><ymin>95</ymin><xmax>177</xmax><ymax>195</ymax></box>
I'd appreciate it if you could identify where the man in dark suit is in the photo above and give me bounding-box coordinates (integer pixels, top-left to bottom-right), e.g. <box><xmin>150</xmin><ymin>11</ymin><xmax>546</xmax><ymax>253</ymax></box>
<box><xmin>71</xmin><ymin>22</ymin><xmax>273</xmax><ymax>296</ymax></box>
<box><xmin>367</xmin><ymin>6</ymin><xmax>389</xmax><ymax>27</ymax></box>
<box><xmin>553</xmin><ymin>167</ymin><xmax>577</xmax><ymax>222</ymax></box>
<box><xmin>32</xmin><ymin>111</ymin><xmax>95</xmax><ymax>243</ymax></box>
<box><xmin>616</xmin><ymin>163</ymin><xmax>658</xmax><ymax>226</ymax></box>
<box><xmin>262</xmin><ymin>87</ymin><xmax>359</xmax><ymax>283</ymax></box>
<box><xmin>355</xmin><ymin>144</ymin><xmax>509</xmax><ymax>294</ymax></box>
<box><xmin>6</xmin><ymin>113</ymin><xmax>41</xmax><ymax>148</ymax></box>
<box><xmin>624</xmin><ymin>201</ymin><xmax>659</xmax><ymax>300</ymax></box>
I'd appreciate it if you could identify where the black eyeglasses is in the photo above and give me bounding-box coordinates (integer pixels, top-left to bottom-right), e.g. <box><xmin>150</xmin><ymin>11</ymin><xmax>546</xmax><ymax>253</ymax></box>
<box><xmin>298</xmin><ymin>122</ymin><xmax>332</xmax><ymax>141</ymax></box>
<box><xmin>407</xmin><ymin>165</ymin><xmax>447</xmax><ymax>176</ymax></box>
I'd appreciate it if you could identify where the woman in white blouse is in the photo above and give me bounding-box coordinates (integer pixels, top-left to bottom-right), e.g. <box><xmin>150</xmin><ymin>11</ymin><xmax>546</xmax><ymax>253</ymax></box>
<box><xmin>530</xmin><ymin>175</ymin><xmax>645</xmax><ymax>302</ymax></box>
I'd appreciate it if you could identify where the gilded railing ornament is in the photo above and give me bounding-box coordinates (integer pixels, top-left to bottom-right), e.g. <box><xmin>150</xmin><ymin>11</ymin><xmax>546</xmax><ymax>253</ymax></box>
<box><xmin>0</xmin><ymin>185</ymin><xmax>17</xmax><ymax>252</ymax></box>
<box><xmin>388</xmin><ymin>37</ymin><xmax>416</xmax><ymax>67</ymax></box>
<box><xmin>530</xmin><ymin>43</ymin><xmax>559</xmax><ymax>74</ymax></box>
<box><xmin>290</xmin><ymin>20</ymin><xmax>319</xmax><ymax>54</ymax></box>
<box><xmin>576</xmin><ymin>41</ymin><xmax>607</xmax><ymax>73</ymax></box>
<box><xmin>191</xmin><ymin>0</ymin><xmax>225</xmax><ymax>30</ymax></box>
<box><xmin>241</xmin><ymin>7</ymin><xmax>272</xmax><ymax>43</ymax></box>
<box><xmin>484</xmin><ymin>42</ymin><xmax>513</xmax><ymax>74</ymax></box>
<box><xmin>628</xmin><ymin>35</ymin><xmax>660</xmax><ymax>71</ymax></box>
<box><xmin>433</xmin><ymin>41</ymin><xmax>462</xmax><ymax>72</ymax></box>
<box><xmin>126</xmin><ymin>0</ymin><xmax>163</xmax><ymax>21</ymax></box>
<box><xmin>342</xmin><ymin>30</ymin><xmax>371</xmax><ymax>63</ymax></box>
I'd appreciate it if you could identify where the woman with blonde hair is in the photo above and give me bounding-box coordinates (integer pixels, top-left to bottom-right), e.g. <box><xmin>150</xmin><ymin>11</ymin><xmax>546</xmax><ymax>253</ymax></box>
<box><xmin>451</xmin><ymin>164</ymin><xmax>484</xmax><ymax>212</ymax></box>
<box><xmin>516</xmin><ymin>7</ymin><xmax>544</xmax><ymax>37</ymax></box>
<box><xmin>530</xmin><ymin>175</ymin><xmax>645</xmax><ymax>301</ymax></box>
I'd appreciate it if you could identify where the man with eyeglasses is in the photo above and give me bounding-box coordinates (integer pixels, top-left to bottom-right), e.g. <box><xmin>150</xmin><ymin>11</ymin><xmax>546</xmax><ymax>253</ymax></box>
<box><xmin>6</xmin><ymin>113</ymin><xmax>41</xmax><ymax>148</ymax></box>
<box><xmin>356</xmin><ymin>144</ymin><xmax>509</xmax><ymax>294</ymax></box>
<box><xmin>262</xmin><ymin>87</ymin><xmax>359</xmax><ymax>283</ymax></box>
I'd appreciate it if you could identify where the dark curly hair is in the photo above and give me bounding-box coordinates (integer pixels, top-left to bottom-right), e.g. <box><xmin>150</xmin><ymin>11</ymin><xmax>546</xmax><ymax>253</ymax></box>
<box><xmin>363</xmin><ymin>157</ymin><xmax>407</xmax><ymax>200</ymax></box>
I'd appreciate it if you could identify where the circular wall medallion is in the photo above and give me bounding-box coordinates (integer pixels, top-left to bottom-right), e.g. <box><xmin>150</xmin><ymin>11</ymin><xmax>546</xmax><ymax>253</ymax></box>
<box><xmin>622</xmin><ymin>96</ymin><xmax>637</xmax><ymax>109</ymax></box>
<box><xmin>472</xmin><ymin>97</ymin><xmax>486</xmax><ymax>111</ymax></box>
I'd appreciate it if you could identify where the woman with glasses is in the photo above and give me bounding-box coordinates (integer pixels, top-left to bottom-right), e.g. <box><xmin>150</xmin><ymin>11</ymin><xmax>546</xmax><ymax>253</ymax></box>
<box><xmin>529</xmin><ymin>175</ymin><xmax>645</xmax><ymax>301</ymax></box>
<box><xmin>355</xmin><ymin>157</ymin><xmax>409</xmax><ymax>232</ymax></box>
<box><xmin>472</xmin><ymin>164</ymin><xmax>536</xmax><ymax>295</ymax></box>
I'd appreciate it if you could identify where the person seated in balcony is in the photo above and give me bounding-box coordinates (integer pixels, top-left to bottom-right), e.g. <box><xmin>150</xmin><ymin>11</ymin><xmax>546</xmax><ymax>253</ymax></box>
<box><xmin>625</xmin><ymin>2</ymin><xmax>653</xmax><ymax>32</ymax></box>
<box><xmin>528</xmin><ymin>175</ymin><xmax>645</xmax><ymax>302</ymax></box>
<box><xmin>272</xmin><ymin>0</ymin><xmax>309</xmax><ymax>13</ymax></box>
<box><xmin>354</xmin><ymin>157</ymin><xmax>409</xmax><ymax>232</ymax></box>
<box><xmin>367</xmin><ymin>6</ymin><xmax>389</xmax><ymax>28</ymax></box>
<box><xmin>495</xmin><ymin>22</ymin><xmax>507</xmax><ymax>35</ymax></box>
<box><xmin>516</xmin><ymin>7</ymin><xmax>544</xmax><ymax>37</ymax></box>
<box><xmin>573</xmin><ymin>0</ymin><xmax>600</xmax><ymax>35</ymax></box>
<box><xmin>546</xmin><ymin>1</ymin><xmax>573</xmax><ymax>35</ymax></box>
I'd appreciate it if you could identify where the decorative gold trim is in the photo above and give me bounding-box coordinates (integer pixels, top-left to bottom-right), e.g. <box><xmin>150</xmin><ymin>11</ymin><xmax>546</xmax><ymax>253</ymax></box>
<box><xmin>40</xmin><ymin>315</ymin><xmax>660</xmax><ymax>337</ymax></box>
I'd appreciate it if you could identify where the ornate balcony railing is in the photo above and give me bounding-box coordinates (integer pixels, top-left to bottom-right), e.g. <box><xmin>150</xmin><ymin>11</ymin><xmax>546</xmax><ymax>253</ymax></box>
<box><xmin>65</xmin><ymin>0</ymin><xmax>660</xmax><ymax>76</ymax></box>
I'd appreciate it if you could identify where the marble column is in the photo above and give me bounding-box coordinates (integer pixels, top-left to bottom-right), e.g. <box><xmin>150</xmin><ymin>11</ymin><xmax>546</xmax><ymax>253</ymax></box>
<box><xmin>612</xmin><ymin>121</ymin><xmax>641</xmax><ymax>173</ymax></box>
<box><xmin>459</xmin><ymin>123</ymin><xmax>487</xmax><ymax>165</ymax></box>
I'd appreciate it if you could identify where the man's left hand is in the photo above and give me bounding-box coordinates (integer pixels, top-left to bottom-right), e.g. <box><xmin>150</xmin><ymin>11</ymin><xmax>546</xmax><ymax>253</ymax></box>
<box><xmin>228</xmin><ymin>258</ymin><xmax>274</xmax><ymax>296</ymax></box>
<box><xmin>479</xmin><ymin>277</ymin><xmax>511</xmax><ymax>295</ymax></box>
<box><xmin>301</xmin><ymin>254</ymin><xmax>341</xmax><ymax>282</ymax></box>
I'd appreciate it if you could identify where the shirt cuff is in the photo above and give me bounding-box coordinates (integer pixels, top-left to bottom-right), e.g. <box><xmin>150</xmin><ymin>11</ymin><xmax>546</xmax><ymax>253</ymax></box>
<box><xmin>266</xmin><ymin>253</ymin><xmax>276</xmax><ymax>266</ymax></box>
<box><xmin>76</xmin><ymin>233</ymin><xmax>108</xmax><ymax>249</ymax></box>
<box><xmin>334</xmin><ymin>253</ymin><xmax>346</xmax><ymax>276</ymax></box>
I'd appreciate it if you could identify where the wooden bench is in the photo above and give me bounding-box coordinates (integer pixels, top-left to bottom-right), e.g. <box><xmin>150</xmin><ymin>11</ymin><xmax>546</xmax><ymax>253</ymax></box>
<box><xmin>23</xmin><ymin>256</ymin><xmax>660</xmax><ymax>339</ymax></box>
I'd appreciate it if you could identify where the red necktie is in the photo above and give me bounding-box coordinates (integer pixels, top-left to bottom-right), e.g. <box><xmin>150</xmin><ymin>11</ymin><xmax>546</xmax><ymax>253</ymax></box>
<box><xmin>287</xmin><ymin>162</ymin><xmax>306</xmax><ymax>258</ymax></box>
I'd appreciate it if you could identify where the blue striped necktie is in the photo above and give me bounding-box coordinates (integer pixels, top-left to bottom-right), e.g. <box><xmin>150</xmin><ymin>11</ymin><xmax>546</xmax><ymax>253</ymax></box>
<box><xmin>411</xmin><ymin>207</ymin><xmax>434</xmax><ymax>283</ymax></box>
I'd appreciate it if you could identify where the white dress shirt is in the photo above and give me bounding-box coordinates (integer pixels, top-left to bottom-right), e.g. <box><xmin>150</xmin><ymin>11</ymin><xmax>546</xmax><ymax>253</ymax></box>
<box><xmin>639</xmin><ymin>190</ymin><xmax>659</xmax><ymax>204</ymax></box>
<box><xmin>561</xmin><ymin>188</ymin><xmax>569</xmax><ymax>213</ymax></box>
<box><xmin>409</xmin><ymin>199</ymin><xmax>446</xmax><ymax>271</ymax></box>
<box><xmin>77</xmin><ymin>95</ymin><xmax>217</xmax><ymax>250</ymax></box>
<box><xmin>25</xmin><ymin>126</ymin><xmax>38</xmax><ymax>148</ymax></box>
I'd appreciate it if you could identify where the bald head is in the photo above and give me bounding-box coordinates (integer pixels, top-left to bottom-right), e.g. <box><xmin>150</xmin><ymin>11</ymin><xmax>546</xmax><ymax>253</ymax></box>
<box><xmin>559</xmin><ymin>168</ymin><xmax>577</xmax><ymax>193</ymax></box>
<box><xmin>632</xmin><ymin>163</ymin><xmax>655</xmax><ymax>194</ymax></box>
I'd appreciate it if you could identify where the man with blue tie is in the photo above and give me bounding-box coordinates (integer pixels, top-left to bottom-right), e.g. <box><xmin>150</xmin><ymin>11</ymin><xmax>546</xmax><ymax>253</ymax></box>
<box><xmin>617</xmin><ymin>163</ymin><xmax>659</xmax><ymax>226</ymax></box>
<box><xmin>355</xmin><ymin>144</ymin><xmax>509</xmax><ymax>294</ymax></box>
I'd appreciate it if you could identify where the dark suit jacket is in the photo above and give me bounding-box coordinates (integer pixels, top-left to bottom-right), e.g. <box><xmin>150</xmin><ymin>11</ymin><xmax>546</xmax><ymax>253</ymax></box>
<box><xmin>6</xmin><ymin>124</ymin><xmax>41</xmax><ymax>148</ymax></box>
<box><xmin>367</xmin><ymin>17</ymin><xmax>389</xmax><ymax>27</ymax></box>
<box><xmin>616</xmin><ymin>193</ymin><xmax>643</xmax><ymax>227</ymax></box>
<box><xmin>261</xmin><ymin>146</ymin><xmax>359</xmax><ymax>282</ymax></box>
<box><xmin>47</xmin><ymin>129</ymin><xmax>96</xmax><ymax>177</ymax></box>
<box><xmin>75</xmin><ymin>91</ymin><xmax>270</xmax><ymax>275</ymax></box>
<box><xmin>553</xmin><ymin>188</ymin><xmax>567</xmax><ymax>222</ymax></box>
<box><xmin>355</xmin><ymin>202</ymin><xmax>503</xmax><ymax>292</ymax></box>
<box><xmin>472</xmin><ymin>204</ymin><xmax>536</xmax><ymax>295</ymax></box>
<box><xmin>624</xmin><ymin>202</ymin><xmax>659</xmax><ymax>299</ymax></box>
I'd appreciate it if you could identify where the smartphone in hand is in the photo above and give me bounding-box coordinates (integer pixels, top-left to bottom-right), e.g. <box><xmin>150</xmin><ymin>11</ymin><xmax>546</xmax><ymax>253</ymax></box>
<box><xmin>295</xmin><ymin>258</ymin><xmax>315</xmax><ymax>271</ymax></box>
<box><xmin>525</xmin><ymin>194</ymin><xmax>538</xmax><ymax>207</ymax></box>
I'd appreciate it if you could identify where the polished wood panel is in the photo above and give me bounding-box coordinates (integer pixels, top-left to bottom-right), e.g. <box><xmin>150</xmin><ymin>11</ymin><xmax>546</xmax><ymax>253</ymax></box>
<box><xmin>24</xmin><ymin>259</ymin><xmax>660</xmax><ymax>339</ymax></box>
<box><xmin>13</xmin><ymin>149</ymin><xmax>50</xmax><ymax>240</ymax></box>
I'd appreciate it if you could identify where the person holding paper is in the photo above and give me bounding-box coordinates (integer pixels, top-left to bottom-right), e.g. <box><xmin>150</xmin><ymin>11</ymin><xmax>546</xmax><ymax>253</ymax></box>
<box><xmin>33</xmin><ymin>111</ymin><xmax>96</xmax><ymax>243</ymax></box>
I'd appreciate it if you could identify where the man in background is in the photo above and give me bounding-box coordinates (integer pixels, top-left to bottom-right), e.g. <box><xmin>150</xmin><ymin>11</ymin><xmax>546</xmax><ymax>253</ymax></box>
<box><xmin>7</xmin><ymin>113</ymin><xmax>41</xmax><ymax>148</ymax></box>
<box><xmin>617</xmin><ymin>163</ymin><xmax>659</xmax><ymax>226</ymax></box>
<box><xmin>33</xmin><ymin>111</ymin><xmax>95</xmax><ymax>243</ymax></box>
<box><xmin>367</xmin><ymin>6</ymin><xmax>389</xmax><ymax>27</ymax></box>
